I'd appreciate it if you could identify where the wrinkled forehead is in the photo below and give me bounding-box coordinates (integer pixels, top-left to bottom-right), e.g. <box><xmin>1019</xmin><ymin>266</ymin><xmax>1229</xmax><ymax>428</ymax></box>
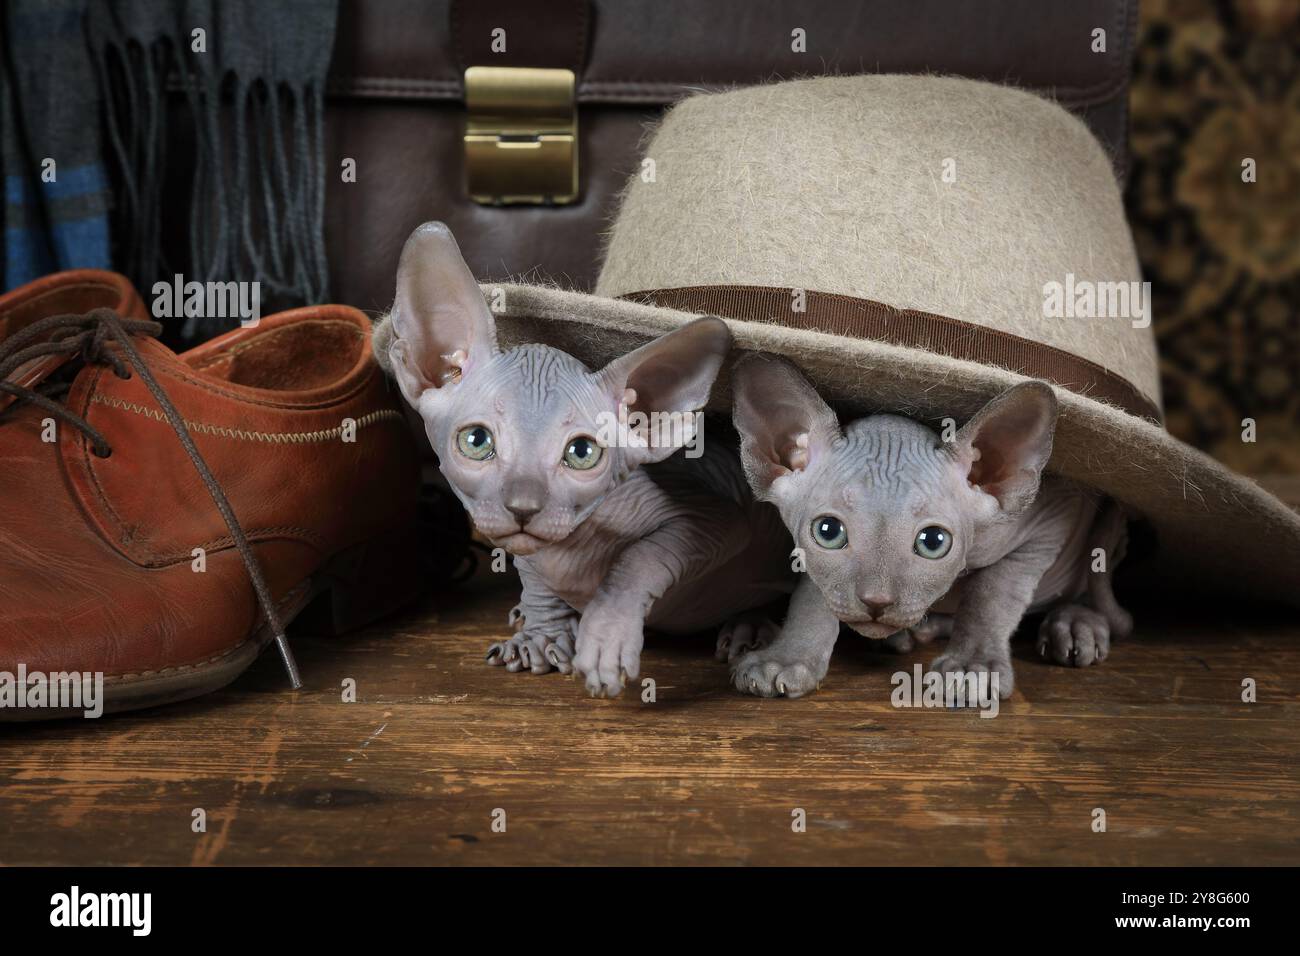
<box><xmin>820</xmin><ymin>426</ymin><xmax>953</xmax><ymax>514</ymax></box>
<box><xmin>454</xmin><ymin>345</ymin><xmax>608</xmax><ymax>422</ymax></box>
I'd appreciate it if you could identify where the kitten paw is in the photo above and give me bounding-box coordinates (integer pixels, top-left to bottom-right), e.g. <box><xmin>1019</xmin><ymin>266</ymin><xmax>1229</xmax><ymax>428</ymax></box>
<box><xmin>715</xmin><ymin>612</ymin><xmax>779</xmax><ymax>663</ymax></box>
<box><xmin>573</xmin><ymin>609</ymin><xmax>644</xmax><ymax>698</ymax></box>
<box><xmin>880</xmin><ymin>613</ymin><xmax>954</xmax><ymax>654</ymax></box>
<box><xmin>1037</xmin><ymin>604</ymin><xmax>1111</xmax><ymax>667</ymax></box>
<box><xmin>731</xmin><ymin>650</ymin><xmax>826</xmax><ymax>699</ymax></box>
<box><xmin>930</xmin><ymin>648</ymin><xmax>1014</xmax><ymax>699</ymax></box>
<box><xmin>909</xmin><ymin>612</ymin><xmax>954</xmax><ymax>646</ymax></box>
<box><xmin>880</xmin><ymin>630</ymin><xmax>915</xmax><ymax>653</ymax></box>
<box><xmin>485</xmin><ymin>612</ymin><xmax>577</xmax><ymax>675</ymax></box>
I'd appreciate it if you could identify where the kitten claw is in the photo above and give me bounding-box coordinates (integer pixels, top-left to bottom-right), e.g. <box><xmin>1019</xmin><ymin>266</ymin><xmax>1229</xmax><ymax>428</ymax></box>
<box><xmin>572</xmin><ymin>610</ymin><xmax>642</xmax><ymax>699</ymax></box>
<box><xmin>484</xmin><ymin>623</ymin><xmax>576</xmax><ymax>676</ymax></box>
<box><xmin>732</xmin><ymin>652</ymin><xmax>825</xmax><ymax>698</ymax></box>
<box><xmin>1038</xmin><ymin>603</ymin><xmax>1117</xmax><ymax>668</ymax></box>
<box><xmin>715</xmin><ymin>612</ymin><xmax>779</xmax><ymax>663</ymax></box>
<box><xmin>930</xmin><ymin>650</ymin><xmax>1015</xmax><ymax>699</ymax></box>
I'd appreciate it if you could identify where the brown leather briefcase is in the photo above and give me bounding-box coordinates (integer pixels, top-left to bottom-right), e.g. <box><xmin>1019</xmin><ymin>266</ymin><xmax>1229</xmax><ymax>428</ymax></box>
<box><xmin>323</xmin><ymin>0</ymin><xmax>1139</xmax><ymax>313</ymax></box>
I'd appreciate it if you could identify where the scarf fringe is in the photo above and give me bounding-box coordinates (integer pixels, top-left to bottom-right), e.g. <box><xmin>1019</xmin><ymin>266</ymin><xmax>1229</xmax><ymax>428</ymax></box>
<box><xmin>90</xmin><ymin>2</ymin><xmax>334</xmax><ymax>336</ymax></box>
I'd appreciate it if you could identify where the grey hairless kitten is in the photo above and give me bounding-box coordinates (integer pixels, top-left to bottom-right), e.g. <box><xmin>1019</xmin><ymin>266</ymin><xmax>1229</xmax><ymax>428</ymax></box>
<box><xmin>729</xmin><ymin>355</ymin><xmax>1133</xmax><ymax>700</ymax></box>
<box><xmin>379</xmin><ymin>223</ymin><xmax>793</xmax><ymax>697</ymax></box>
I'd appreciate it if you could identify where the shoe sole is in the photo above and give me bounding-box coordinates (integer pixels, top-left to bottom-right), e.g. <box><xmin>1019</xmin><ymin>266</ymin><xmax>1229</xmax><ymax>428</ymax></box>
<box><xmin>0</xmin><ymin>524</ymin><xmax>424</xmax><ymax>721</ymax></box>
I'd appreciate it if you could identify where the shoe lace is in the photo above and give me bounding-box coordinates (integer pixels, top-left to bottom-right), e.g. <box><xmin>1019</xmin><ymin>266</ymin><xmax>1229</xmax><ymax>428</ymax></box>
<box><xmin>0</xmin><ymin>307</ymin><xmax>302</xmax><ymax>688</ymax></box>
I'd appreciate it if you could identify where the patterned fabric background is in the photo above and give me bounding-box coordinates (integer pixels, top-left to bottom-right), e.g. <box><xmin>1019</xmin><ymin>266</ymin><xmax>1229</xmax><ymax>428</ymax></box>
<box><xmin>1126</xmin><ymin>0</ymin><xmax>1300</xmax><ymax>476</ymax></box>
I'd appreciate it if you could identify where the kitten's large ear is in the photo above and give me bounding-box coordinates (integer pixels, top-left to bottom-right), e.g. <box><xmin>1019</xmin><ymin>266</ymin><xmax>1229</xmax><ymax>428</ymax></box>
<box><xmin>950</xmin><ymin>381</ymin><xmax>1059</xmax><ymax>516</ymax></box>
<box><xmin>387</xmin><ymin>222</ymin><xmax>498</xmax><ymax>410</ymax></box>
<box><xmin>732</xmin><ymin>355</ymin><xmax>841</xmax><ymax>500</ymax></box>
<box><xmin>595</xmin><ymin>316</ymin><xmax>732</xmax><ymax>464</ymax></box>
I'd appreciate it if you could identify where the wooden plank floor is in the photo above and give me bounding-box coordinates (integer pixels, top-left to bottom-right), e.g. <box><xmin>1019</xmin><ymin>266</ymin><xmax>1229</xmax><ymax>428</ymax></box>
<box><xmin>2</xmin><ymin>569</ymin><xmax>1297</xmax><ymax>866</ymax></box>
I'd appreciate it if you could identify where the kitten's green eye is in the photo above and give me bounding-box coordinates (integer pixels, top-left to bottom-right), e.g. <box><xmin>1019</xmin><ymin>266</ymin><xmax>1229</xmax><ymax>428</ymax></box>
<box><xmin>914</xmin><ymin>525</ymin><xmax>953</xmax><ymax>559</ymax></box>
<box><xmin>811</xmin><ymin>515</ymin><xmax>848</xmax><ymax>549</ymax></box>
<box><xmin>456</xmin><ymin>425</ymin><xmax>495</xmax><ymax>461</ymax></box>
<box><xmin>563</xmin><ymin>435</ymin><xmax>603</xmax><ymax>470</ymax></box>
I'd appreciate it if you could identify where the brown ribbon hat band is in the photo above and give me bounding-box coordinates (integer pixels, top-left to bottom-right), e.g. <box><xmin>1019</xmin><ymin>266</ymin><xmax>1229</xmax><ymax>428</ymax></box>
<box><xmin>620</xmin><ymin>285</ymin><xmax>1163</xmax><ymax>425</ymax></box>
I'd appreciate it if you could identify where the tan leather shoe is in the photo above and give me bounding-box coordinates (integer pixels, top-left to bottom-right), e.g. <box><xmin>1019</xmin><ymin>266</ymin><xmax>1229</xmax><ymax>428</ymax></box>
<box><xmin>0</xmin><ymin>275</ymin><xmax>421</xmax><ymax>719</ymax></box>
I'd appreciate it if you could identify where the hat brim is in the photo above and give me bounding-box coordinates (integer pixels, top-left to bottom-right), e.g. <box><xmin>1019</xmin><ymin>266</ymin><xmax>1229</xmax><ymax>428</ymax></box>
<box><xmin>490</xmin><ymin>282</ymin><xmax>1300</xmax><ymax>606</ymax></box>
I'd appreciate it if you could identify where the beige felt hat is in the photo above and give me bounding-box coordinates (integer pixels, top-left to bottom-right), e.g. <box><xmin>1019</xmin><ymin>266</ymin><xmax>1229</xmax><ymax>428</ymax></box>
<box><xmin>431</xmin><ymin>74</ymin><xmax>1300</xmax><ymax>602</ymax></box>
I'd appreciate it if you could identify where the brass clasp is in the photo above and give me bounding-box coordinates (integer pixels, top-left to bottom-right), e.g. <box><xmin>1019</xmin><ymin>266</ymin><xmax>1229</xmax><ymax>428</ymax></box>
<box><xmin>464</xmin><ymin>66</ymin><xmax>578</xmax><ymax>205</ymax></box>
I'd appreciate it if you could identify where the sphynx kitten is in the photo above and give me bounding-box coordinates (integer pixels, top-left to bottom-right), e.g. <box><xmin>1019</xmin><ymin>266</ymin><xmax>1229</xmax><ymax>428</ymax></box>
<box><xmin>379</xmin><ymin>223</ymin><xmax>793</xmax><ymax>697</ymax></box>
<box><xmin>729</xmin><ymin>355</ymin><xmax>1132</xmax><ymax>700</ymax></box>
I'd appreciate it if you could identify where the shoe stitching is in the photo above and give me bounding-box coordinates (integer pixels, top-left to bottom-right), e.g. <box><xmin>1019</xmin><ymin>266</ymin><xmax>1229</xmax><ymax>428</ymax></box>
<box><xmin>139</xmin><ymin>526</ymin><xmax>327</xmax><ymax>567</ymax></box>
<box><xmin>4</xmin><ymin>308</ymin><xmax>308</xmax><ymax>686</ymax></box>
<box><xmin>90</xmin><ymin>394</ymin><xmax>403</xmax><ymax>442</ymax></box>
<box><xmin>77</xmin><ymin>368</ymin><xmax>167</xmax><ymax>563</ymax></box>
<box><xmin>103</xmin><ymin>579</ymin><xmax>314</xmax><ymax>682</ymax></box>
<box><xmin>77</xmin><ymin>369</ymin><xmax>389</xmax><ymax>563</ymax></box>
<box><xmin>75</xmin><ymin>395</ymin><xmax>323</xmax><ymax>563</ymax></box>
<box><xmin>104</xmin><ymin>639</ymin><xmax>254</xmax><ymax>683</ymax></box>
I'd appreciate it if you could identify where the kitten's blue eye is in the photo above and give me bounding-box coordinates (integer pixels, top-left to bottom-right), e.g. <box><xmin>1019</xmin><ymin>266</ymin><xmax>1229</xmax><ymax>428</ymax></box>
<box><xmin>914</xmin><ymin>525</ymin><xmax>953</xmax><ymax>559</ymax></box>
<box><xmin>811</xmin><ymin>515</ymin><xmax>847</xmax><ymax>549</ymax></box>
<box><xmin>563</xmin><ymin>435</ymin><xmax>603</xmax><ymax>470</ymax></box>
<box><xmin>456</xmin><ymin>425</ymin><xmax>495</xmax><ymax>461</ymax></box>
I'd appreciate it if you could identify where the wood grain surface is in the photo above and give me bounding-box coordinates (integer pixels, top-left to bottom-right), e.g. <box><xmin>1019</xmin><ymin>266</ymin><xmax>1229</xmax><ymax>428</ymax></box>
<box><xmin>2</xmin><ymin>570</ymin><xmax>1296</xmax><ymax>866</ymax></box>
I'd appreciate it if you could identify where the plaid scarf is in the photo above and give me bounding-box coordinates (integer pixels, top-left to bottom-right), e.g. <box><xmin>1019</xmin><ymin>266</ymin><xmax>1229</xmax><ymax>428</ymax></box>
<box><xmin>2</xmin><ymin>0</ymin><xmax>338</xmax><ymax>338</ymax></box>
<box><xmin>2</xmin><ymin>0</ymin><xmax>111</xmax><ymax>289</ymax></box>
